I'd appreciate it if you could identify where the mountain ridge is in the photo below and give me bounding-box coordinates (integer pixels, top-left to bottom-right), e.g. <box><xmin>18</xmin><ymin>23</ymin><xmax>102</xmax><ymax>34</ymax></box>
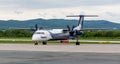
<box><xmin>0</xmin><ymin>19</ymin><xmax>120</xmax><ymax>29</ymax></box>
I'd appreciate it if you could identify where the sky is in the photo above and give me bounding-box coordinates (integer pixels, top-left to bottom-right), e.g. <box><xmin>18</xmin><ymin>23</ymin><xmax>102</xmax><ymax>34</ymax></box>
<box><xmin>0</xmin><ymin>0</ymin><xmax>120</xmax><ymax>23</ymax></box>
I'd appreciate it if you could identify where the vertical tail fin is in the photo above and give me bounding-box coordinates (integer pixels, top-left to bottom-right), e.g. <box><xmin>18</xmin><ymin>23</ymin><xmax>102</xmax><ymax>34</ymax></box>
<box><xmin>67</xmin><ymin>15</ymin><xmax>98</xmax><ymax>30</ymax></box>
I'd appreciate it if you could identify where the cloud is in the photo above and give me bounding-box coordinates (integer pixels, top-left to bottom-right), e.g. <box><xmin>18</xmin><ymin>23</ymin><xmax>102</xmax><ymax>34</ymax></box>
<box><xmin>105</xmin><ymin>12</ymin><xmax>120</xmax><ymax>17</ymax></box>
<box><xmin>0</xmin><ymin>5</ymin><xmax>119</xmax><ymax>23</ymax></box>
<box><xmin>14</xmin><ymin>10</ymin><xmax>23</xmax><ymax>15</ymax></box>
<box><xmin>0</xmin><ymin>0</ymin><xmax>120</xmax><ymax>9</ymax></box>
<box><xmin>0</xmin><ymin>0</ymin><xmax>119</xmax><ymax>23</ymax></box>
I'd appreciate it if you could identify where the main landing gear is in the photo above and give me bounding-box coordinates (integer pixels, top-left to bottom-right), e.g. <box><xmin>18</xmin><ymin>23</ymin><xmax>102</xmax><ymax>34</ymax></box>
<box><xmin>34</xmin><ymin>39</ymin><xmax>79</xmax><ymax>45</ymax></box>
<box><xmin>42</xmin><ymin>41</ymin><xmax>47</xmax><ymax>45</ymax></box>
<box><xmin>75</xmin><ymin>37</ymin><xmax>80</xmax><ymax>45</ymax></box>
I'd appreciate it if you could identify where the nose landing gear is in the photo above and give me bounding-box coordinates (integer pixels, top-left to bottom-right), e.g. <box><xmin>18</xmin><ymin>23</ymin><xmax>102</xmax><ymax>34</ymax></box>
<box><xmin>34</xmin><ymin>41</ymin><xmax>38</xmax><ymax>45</ymax></box>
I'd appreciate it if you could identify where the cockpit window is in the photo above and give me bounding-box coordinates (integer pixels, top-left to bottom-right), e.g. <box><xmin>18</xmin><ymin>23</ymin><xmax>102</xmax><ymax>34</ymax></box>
<box><xmin>35</xmin><ymin>32</ymin><xmax>44</xmax><ymax>34</ymax></box>
<box><xmin>41</xmin><ymin>36</ymin><xmax>47</xmax><ymax>38</ymax></box>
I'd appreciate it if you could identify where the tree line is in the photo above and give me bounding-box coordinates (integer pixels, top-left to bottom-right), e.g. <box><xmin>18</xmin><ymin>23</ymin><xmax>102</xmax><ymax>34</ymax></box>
<box><xmin>81</xmin><ymin>30</ymin><xmax>120</xmax><ymax>38</ymax></box>
<box><xmin>0</xmin><ymin>29</ymin><xmax>33</xmax><ymax>38</ymax></box>
<box><xmin>0</xmin><ymin>30</ymin><xmax>120</xmax><ymax>38</ymax></box>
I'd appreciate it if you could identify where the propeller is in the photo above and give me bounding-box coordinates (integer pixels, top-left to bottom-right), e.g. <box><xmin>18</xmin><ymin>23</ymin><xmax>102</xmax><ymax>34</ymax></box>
<box><xmin>67</xmin><ymin>25</ymin><xmax>76</xmax><ymax>36</ymax></box>
<box><xmin>30</xmin><ymin>24</ymin><xmax>39</xmax><ymax>31</ymax></box>
<box><xmin>67</xmin><ymin>25</ymin><xmax>83</xmax><ymax>37</ymax></box>
<box><xmin>67</xmin><ymin>25</ymin><xmax>75</xmax><ymax>31</ymax></box>
<box><xmin>72</xmin><ymin>25</ymin><xmax>75</xmax><ymax>30</ymax></box>
<box><xmin>35</xmin><ymin>24</ymin><xmax>43</xmax><ymax>30</ymax></box>
<box><xmin>35</xmin><ymin>24</ymin><xmax>38</xmax><ymax>31</ymax></box>
<box><xmin>67</xmin><ymin>25</ymin><xmax>71</xmax><ymax>31</ymax></box>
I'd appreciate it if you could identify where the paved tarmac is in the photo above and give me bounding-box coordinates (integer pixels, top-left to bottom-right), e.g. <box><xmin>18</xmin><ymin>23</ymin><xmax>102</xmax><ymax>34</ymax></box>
<box><xmin>1</xmin><ymin>44</ymin><xmax>120</xmax><ymax>53</ymax></box>
<box><xmin>0</xmin><ymin>44</ymin><xmax>120</xmax><ymax>64</ymax></box>
<box><xmin>0</xmin><ymin>51</ymin><xmax>120</xmax><ymax>64</ymax></box>
<box><xmin>70</xmin><ymin>40</ymin><xmax>120</xmax><ymax>43</ymax></box>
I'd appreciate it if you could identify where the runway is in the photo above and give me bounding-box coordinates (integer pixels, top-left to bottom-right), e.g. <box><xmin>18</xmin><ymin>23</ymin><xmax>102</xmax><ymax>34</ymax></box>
<box><xmin>70</xmin><ymin>40</ymin><xmax>120</xmax><ymax>43</ymax></box>
<box><xmin>0</xmin><ymin>44</ymin><xmax>120</xmax><ymax>53</ymax></box>
<box><xmin>0</xmin><ymin>51</ymin><xmax>120</xmax><ymax>64</ymax></box>
<box><xmin>0</xmin><ymin>44</ymin><xmax>120</xmax><ymax>64</ymax></box>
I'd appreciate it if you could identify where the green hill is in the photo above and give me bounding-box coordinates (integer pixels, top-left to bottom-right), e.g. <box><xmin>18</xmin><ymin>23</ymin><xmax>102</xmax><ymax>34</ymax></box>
<box><xmin>0</xmin><ymin>19</ymin><xmax>120</xmax><ymax>30</ymax></box>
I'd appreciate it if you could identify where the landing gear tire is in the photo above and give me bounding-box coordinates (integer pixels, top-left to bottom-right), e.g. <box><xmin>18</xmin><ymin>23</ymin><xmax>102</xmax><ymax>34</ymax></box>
<box><xmin>76</xmin><ymin>42</ymin><xmax>80</xmax><ymax>45</ymax></box>
<box><xmin>42</xmin><ymin>41</ymin><xmax>47</xmax><ymax>45</ymax></box>
<box><xmin>75</xmin><ymin>36</ymin><xmax>80</xmax><ymax>45</ymax></box>
<box><xmin>34</xmin><ymin>41</ymin><xmax>38</xmax><ymax>45</ymax></box>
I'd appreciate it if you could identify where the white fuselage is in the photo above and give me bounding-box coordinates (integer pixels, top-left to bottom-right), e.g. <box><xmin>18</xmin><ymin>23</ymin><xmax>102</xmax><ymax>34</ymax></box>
<box><xmin>32</xmin><ymin>30</ymin><xmax>52</xmax><ymax>41</ymax></box>
<box><xmin>32</xmin><ymin>29</ymin><xmax>69</xmax><ymax>41</ymax></box>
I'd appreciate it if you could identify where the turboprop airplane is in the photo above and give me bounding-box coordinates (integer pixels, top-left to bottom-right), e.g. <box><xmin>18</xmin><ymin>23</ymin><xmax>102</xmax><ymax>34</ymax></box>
<box><xmin>32</xmin><ymin>15</ymin><xmax>98</xmax><ymax>45</ymax></box>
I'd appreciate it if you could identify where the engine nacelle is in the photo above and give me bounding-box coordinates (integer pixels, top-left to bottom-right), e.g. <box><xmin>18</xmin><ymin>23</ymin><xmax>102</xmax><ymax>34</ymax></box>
<box><xmin>76</xmin><ymin>31</ymin><xmax>83</xmax><ymax>35</ymax></box>
<box><xmin>73</xmin><ymin>31</ymin><xmax>83</xmax><ymax>36</ymax></box>
<box><xmin>69</xmin><ymin>31</ymin><xmax>74</xmax><ymax>36</ymax></box>
<box><xmin>69</xmin><ymin>30</ymin><xmax>83</xmax><ymax>37</ymax></box>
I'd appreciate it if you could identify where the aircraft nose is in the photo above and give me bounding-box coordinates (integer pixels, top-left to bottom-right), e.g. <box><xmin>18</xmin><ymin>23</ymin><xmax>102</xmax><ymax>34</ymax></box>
<box><xmin>32</xmin><ymin>34</ymin><xmax>41</xmax><ymax>41</ymax></box>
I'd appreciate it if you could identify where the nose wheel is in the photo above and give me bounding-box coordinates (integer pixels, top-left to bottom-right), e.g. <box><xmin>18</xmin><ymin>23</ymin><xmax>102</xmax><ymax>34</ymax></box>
<box><xmin>34</xmin><ymin>41</ymin><xmax>38</xmax><ymax>45</ymax></box>
<box><xmin>42</xmin><ymin>41</ymin><xmax>47</xmax><ymax>45</ymax></box>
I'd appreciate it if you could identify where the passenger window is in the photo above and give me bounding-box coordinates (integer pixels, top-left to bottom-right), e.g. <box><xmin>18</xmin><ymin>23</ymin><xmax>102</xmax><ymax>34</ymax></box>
<box><xmin>41</xmin><ymin>36</ymin><xmax>47</xmax><ymax>38</ymax></box>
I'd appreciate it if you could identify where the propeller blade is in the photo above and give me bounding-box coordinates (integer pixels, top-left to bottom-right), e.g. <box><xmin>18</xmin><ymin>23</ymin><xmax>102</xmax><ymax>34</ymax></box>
<box><xmin>30</xmin><ymin>26</ymin><xmax>35</xmax><ymax>31</ymax></box>
<box><xmin>72</xmin><ymin>25</ymin><xmax>75</xmax><ymax>30</ymax></box>
<box><xmin>67</xmin><ymin>25</ymin><xmax>71</xmax><ymax>31</ymax></box>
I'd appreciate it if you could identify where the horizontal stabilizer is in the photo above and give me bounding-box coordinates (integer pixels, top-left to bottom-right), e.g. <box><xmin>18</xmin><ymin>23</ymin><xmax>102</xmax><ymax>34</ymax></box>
<box><xmin>67</xmin><ymin>15</ymin><xmax>98</xmax><ymax>17</ymax></box>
